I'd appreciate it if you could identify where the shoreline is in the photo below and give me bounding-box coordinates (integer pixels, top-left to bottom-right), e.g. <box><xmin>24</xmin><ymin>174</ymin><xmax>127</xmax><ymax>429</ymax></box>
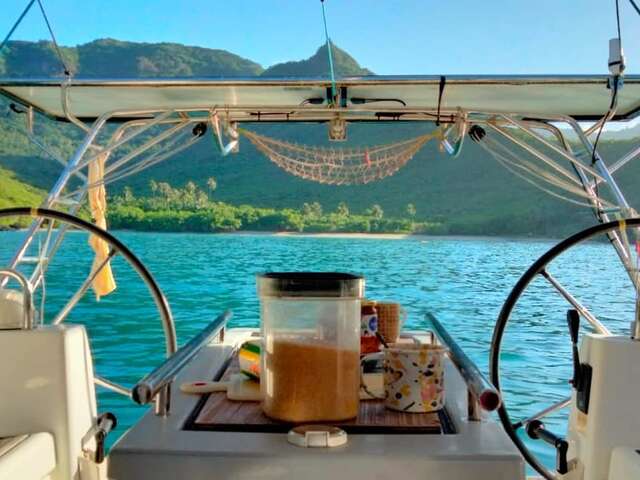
<box><xmin>1</xmin><ymin>227</ymin><xmax>559</xmax><ymax>243</ymax></box>
<box><xmin>219</xmin><ymin>230</ymin><xmax>560</xmax><ymax>242</ymax></box>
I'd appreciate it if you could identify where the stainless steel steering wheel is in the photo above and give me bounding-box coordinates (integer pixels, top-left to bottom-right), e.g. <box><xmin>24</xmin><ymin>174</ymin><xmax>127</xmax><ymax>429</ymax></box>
<box><xmin>489</xmin><ymin>218</ymin><xmax>640</xmax><ymax>479</ymax></box>
<box><xmin>0</xmin><ymin>207</ymin><xmax>177</xmax><ymax>400</ymax></box>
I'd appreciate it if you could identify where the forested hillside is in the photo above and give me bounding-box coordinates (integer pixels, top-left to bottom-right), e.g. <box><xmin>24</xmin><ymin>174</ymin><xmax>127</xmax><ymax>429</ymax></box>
<box><xmin>1</xmin><ymin>39</ymin><xmax>637</xmax><ymax>236</ymax></box>
<box><xmin>0</xmin><ymin>39</ymin><xmax>368</xmax><ymax>78</ymax></box>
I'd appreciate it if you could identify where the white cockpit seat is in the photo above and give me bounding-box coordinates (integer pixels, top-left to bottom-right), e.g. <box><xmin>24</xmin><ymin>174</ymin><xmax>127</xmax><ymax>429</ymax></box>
<box><xmin>0</xmin><ymin>432</ymin><xmax>56</xmax><ymax>480</ymax></box>
<box><xmin>0</xmin><ymin>324</ymin><xmax>98</xmax><ymax>480</ymax></box>
<box><xmin>0</xmin><ymin>288</ymin><xmax>26</xmax><ymax>329</ymax></box>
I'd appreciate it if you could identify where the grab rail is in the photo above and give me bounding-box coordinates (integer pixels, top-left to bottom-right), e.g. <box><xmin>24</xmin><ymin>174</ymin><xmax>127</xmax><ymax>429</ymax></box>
<box><xmin>132</xmin><ymin>310</ymin><xmax>232</xmax><ymax>416</ymax></box>
<box><xmin>0</xmin><ymin>268</ymin><xmax>35</xmax><ymax>329</ymax></box>
<box><xmin>426</xmin><ymin>313</ymin><xmax>501</xmax><ymax>421</ymax></box>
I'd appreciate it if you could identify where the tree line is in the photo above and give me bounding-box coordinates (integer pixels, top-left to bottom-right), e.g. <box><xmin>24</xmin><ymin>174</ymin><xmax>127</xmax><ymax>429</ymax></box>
<box><xmin>107</xmin><ymin>179</ymin><xmax>444</xmax><ymax>234</ymax></box>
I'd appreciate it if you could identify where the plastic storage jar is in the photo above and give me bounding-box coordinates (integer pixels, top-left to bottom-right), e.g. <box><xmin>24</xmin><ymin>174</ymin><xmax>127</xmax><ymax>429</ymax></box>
<box><xmin>257</xmin><ymin>272</ymin><xmax>364</xmax><ymax>423</ymax></box>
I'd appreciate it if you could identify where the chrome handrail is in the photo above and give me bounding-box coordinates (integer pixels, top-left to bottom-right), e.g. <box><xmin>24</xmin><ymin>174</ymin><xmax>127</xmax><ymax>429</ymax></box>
<box><xmin>0</xmin><ymin>268</ymin><xmax>35</xmax><ymax>329</ymax></box>
<box><xmin>132</xmin><ymin>310</ymin><xmax>232</xmax><ymax>416</ymax></box>
<box><xmin>426</xmin><ymin>312</ymin><xmax>501</xmax><ymax>421</ymax></box>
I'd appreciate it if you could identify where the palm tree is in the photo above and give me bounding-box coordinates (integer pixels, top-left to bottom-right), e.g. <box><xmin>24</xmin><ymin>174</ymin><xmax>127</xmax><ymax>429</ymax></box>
<box><xmin>302</xmin><ymin>202</ymin><xmax>323</xmax><ymax>218</ymax></box>
<box><xmin>336</xmin><ymin>202</ymin><xmax>349</xmax><ymax>217</ymax></box>
<box><xmin>368</xmin><ymin>204</ymin><xmax>384</xmax><ymax>220</ymax></box>
<box><xmin>207</xmin><ymin>177</ymin><xmax>217</xmax><ymax>199</ymax></box>
<box><xmin>406</xmin><ymin>203</ymin><xmax>416</xmax><ymax>218</ymax></box>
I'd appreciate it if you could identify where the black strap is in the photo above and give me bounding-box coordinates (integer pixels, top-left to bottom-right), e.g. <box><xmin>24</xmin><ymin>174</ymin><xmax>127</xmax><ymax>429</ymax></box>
<box><xmin>436</xmin><ymin>75</ymin><xmax>446</xmax><ymax>126</ymax></box>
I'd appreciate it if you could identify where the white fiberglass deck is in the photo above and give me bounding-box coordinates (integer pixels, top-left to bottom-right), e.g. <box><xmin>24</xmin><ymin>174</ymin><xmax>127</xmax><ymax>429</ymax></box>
<box><xmin>108</xmin><ymin>328</ymin><xmax>524</xmax><ymax>480</ymax></box>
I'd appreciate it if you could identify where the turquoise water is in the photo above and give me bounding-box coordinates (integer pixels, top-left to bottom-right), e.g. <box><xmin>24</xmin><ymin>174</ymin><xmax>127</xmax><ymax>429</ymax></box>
<box><xmin>1</xmin><ymin>230</ymin><xmax>636</xmax><ymax>471</ymax></box>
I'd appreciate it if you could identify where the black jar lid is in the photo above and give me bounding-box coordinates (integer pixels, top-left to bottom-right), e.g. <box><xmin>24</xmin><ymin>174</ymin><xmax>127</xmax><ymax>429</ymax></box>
<box><xmin>257</xmin><ymin>272</ymin><xmax>364</xmax><ymax>298</ymax></box>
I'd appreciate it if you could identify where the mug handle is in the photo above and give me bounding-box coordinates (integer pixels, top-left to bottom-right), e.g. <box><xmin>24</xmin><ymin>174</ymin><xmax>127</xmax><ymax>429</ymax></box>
<box><xmin>399</xmin><ymin>306</ymin><xmax>408</xmax><ymax>330</ymax></box>
<box><xmin>360</xmin><ymin>352</ymin><xmax>386</xmax><ymax>400</ymax></box>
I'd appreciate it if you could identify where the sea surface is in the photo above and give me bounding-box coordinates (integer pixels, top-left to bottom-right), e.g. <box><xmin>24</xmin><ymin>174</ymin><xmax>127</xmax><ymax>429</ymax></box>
<box><xmin>1</xmin><ymin>230</ymin><xmax>636</xmax><ymax>472</ymax></box>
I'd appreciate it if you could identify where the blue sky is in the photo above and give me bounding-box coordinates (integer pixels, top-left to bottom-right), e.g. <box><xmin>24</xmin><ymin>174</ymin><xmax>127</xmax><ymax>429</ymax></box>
<box><xmin>3</xmin><ymin>0</ymin><xmax>640</xmax><ymax>75</ymax></box>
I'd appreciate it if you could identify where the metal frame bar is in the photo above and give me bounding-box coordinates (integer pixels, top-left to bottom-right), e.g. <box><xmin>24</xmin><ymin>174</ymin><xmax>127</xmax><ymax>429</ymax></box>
<box><xmin>479</xmin><ymin>111</ymin><xmax>637</xmax><ymax>287</ymax></box>
<box><xmin>4</xmin><ymin>111</ymin><xmax>110</xmax><ymax>275</ymax></box>
<box><xmin>607</xmin><ymin>143</ymin><xmax>640</xmax><ymax>177</ymax></box>
<box><xmin>4</xmin><ymin>108</ymin><xmax>200</xmax><ymax>290</ymax></box>
<box><xmin>511</xmin><ymin>397</ymin><xmax>571</xmax><ymax>430</ymax></box>
<box><xmin>72</xmin><ymin>109</ymin><xmax>177</xmax><ymax>173</ymax></box>
<box><xmin>132</xmin><ymin>311</ymin><xmax>231</xmax><ymax>416</ymax></box>
<box><xmin>51</xmin><ymin>249</ymin><xmax>117</xmax><ymax>325</ymax></box>
<box><xmin>3</xmin><ymin>80</ymin><xmax>640</xmax><ymax>421</ymax></box>
<box><xmin>102</xmin><ymin>121</ymin><xmax>191</xmax><ymax>176</ymax></box>
<box><xmin>426</xmin><ymin>313</ymin><xmax>501</xmax><ymax>421</ymax></box>
<box><xmin>484</xmin><ymin>122</ymin><xmax>594</xmax><ymax>186</ymax></box>
<box><xmin>498</xmin><ymin>115</ymin><xmax>605</xmax><ymax>181</ymax></box>
<box><xmin>94</xmin><ymin>375</ymin><xmax>131</xmax><ymax>397</ymax></box>
<box><xmin>0</xmin><ymin>268</ymin><xmax>34</xmax><ymax>329</ymax></box>
<box><xmin>540</xmin><ymin>269</ymin><xmax>611</xmax><ymax>335</ymax></box>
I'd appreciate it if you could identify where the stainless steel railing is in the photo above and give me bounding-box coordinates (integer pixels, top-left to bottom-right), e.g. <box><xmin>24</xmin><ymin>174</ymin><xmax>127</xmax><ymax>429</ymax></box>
<box><xmin>426</xmin><ymin>312</ymin><xmax>501</xmax><ymax>421</ymax></box>
<box><xmin>0</xmin><ymin>268</ymin><xmax>35</xmax><ymax>329</ymax></box>
<box><xmin>132</xmin><ymin>310</ymin><xmax>232</xmax><ymax>416</ymax></box>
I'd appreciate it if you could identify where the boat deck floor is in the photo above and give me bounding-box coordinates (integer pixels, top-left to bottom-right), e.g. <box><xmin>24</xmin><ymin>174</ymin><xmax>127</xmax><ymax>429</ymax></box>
<box><xmin>186</xmin><ymin>349</ymin><xmax>455</xmax><ymax>434</ymax></box>
<box><xmin>108</xmin><ymin>327</ymin><xmax>525</xmax><ymax>480</ymax></box>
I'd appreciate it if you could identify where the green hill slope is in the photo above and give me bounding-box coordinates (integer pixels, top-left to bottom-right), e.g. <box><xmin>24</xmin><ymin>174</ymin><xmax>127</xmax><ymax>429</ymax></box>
<box><xmin>0</xmin><ymin>166</ymin><xmax>43</xmax><ymax>207</ymax></box>
<box><xmin>262</xmin><ymin>44</ymin><xmax>372</xmax><ymax>76</ymax></box>
<box><xmin>1</xmin><ymin>39</ymin><xmax>264</xmax><ymax>78</ymax></box>
<box><xmin>0</xmin><ymin>39</ymin><xmax>369</xmax><ymax>78</ymax></box>
<box><xmin>0</xmin><ymin>166</ymin><xmax>45</xmax><ymax>227</ymax></box>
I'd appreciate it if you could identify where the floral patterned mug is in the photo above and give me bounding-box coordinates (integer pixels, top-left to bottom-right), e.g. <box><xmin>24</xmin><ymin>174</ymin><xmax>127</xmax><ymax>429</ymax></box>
<box><xmin>361</xmin><ymin>343</ymin><xmax>446</xmax><ymax>413</ymax></box>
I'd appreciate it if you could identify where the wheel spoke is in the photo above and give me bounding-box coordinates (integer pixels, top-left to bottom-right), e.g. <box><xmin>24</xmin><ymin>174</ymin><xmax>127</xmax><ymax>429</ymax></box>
<box><xmin>511</xmin><ymin>396</ymin><xmax>571</xmax><ymax>430</ymax></box>
<box><xmin>94</xmin><ymin>375</ymin><xmax>131</xmax><ymax>397</ymax></box>
<box><xmin>52</xmin><ymin>249</ymin><xmax>117</xmax><ymax>325</ymax></box>
<box><xmin>31</xmin><ymin>221</ymin><xmax>74</xmax><ymax>290</ymax></box>
<box><xmin>539</xmin><ymin>269</ymin><xmax>611</xmax><ymax>335</ymax></box>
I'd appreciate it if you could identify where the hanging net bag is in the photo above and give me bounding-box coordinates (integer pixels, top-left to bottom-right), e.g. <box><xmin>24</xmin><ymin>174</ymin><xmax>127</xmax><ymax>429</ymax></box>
<box><xmin>240</xmin><ymin>128</ymin><xmax>440</xmax><ymax>185</ymax></box>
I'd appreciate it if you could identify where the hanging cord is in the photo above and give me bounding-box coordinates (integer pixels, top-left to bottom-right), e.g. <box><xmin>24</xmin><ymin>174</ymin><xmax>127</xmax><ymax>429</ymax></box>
<box><xmin>590</xmin><ymin>0</ymin><xmax>624</xmax><ymax>205</ymax></box>
<box><xmin>591</xmin><ymin>78</ymin><xmax>619</xmax><ymax>167</ymax></box>
<box><xmin>616</xmin><ymin>0</ymin><xmax>623</xmax><ymax>43</ymax></box>
<box><xmin>320</xmin><ymin>0</ymin><xmax>337</xmax><ymax>103</ymax></box>
<box><xmin>436</xmin><ymin>76</ymin><xmax>446</xmax><ymax>126</ymax></box>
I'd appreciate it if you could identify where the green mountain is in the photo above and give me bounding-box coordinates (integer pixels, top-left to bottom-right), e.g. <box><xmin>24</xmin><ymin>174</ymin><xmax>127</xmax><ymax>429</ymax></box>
<box><xmin>0</xmin><ymin>38</ymin><xmax>636</xmax><ymax>236</ymax></box>
<box><xmin>1</xmin><ymin>39</ymin><xmax>264</xmax><ymax>78</ymax></box>
<box><xmin>262</xmin><ymin>44</ymin><xmax>372</xmax><ymax>77</ymax></box>
<box><xmin>0</xmin><ymin>39</ymin><xmax>369</xmax><ymax>78</ymax></box>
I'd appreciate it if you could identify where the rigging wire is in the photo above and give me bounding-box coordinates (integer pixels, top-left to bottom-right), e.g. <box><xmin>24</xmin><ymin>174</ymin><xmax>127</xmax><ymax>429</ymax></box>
<box><xmin>628</xmin><ymin>0</ymin><xmax>640</xmax><ymax>16</ymax></box>
<box><xmin>616</xmin><ymin>0</ymin><xmax>623</xmax><ymax>45</ymax></box>
<box><xmin>0</xmin><ymin>0</ymin><xmax>37</xmax><ymax>52</ymax></box>
<box><xmin>320</xmin><ymin>0</ymin><xmax>337</xmax><ymax>103</ymax></box>
<box><xmin>0</xmin><ymin>0</ymin><xmax>70</xmax><ymax>76</ymax></box>
<box><xmin>36</xmin><ymin>0</ymin><xmax>71</xmax><ymax>76</ymax></box>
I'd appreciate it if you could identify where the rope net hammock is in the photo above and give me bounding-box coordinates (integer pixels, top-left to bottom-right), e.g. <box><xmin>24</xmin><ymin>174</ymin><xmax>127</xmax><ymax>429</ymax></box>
<box><xmin>240</xmin><ymin>129</ymin><xmax>439</xmax><ymax>185</ymax></box>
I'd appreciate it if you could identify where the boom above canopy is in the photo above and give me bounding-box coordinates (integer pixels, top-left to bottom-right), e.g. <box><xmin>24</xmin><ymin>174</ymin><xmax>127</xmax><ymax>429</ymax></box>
<box><xmin>2</xmin><ymin>75</ymin><xmax>640</xmax><ymax>122</ymax></box>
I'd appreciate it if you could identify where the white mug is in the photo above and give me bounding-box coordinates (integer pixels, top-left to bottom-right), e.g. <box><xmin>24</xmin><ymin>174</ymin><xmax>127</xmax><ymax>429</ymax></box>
<box><xmin>362</xmin><ymin>343</ymin><xmax>446</xmax><ymax>413</ymax></box>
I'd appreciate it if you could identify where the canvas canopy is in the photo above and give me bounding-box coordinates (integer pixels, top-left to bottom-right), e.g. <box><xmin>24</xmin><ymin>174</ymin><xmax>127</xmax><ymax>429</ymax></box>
<box><xmin>1</xmin><ymin>75</ymin><xmax>639</xmax><ymax>123</ymax></box>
